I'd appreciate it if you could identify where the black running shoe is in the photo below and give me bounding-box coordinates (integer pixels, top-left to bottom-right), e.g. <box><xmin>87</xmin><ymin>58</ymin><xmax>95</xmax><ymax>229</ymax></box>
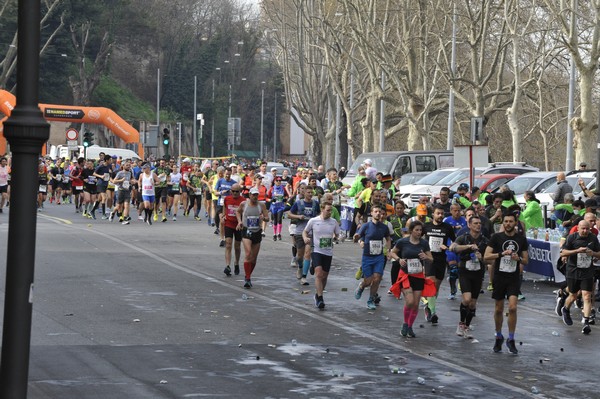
<box><xmin>406</xmin><ymin>327</ymin><xmax>416</xmax><ymax>338</ymax></box>
<box><xmin>277</xmin><ymin>234</ymin><xmax>282</xmax><ymax>241</ymax></box>
<box><xmin>431</xmin><ymin>313</ymin><xmax>439</xmax><ymax>325</ymax></box>
<box><xmin>234</xmin><ymin>265</ymin><xmax>240</xmax><ymax>275</ymax></box>
<box><xmin>318</xmin><ymin>296</ymin><xmax>325</xmax><ymax>309</ymax></box>
<box><xmin>219</xmin><ymin>240</ymin><xmax>225</xmax><ymax>247</ymax></box>
<box><xmin>582</xmin><ymin>324</ymin><xmax>591</xmax><ymax>335</ymax></box>
<box><xmin>223</xmin><ymin>266</ymin><xmax>231</xmax><ymax>276</ymax></box>
<box><xmin>506</xmin><ymin>339</ymin><xmax>518</xmax><ymax>354</ymax></box>
<box><xmin>493</xmin><ymin>336</ymin><xmax>504</xmax><ymax>353</ymax></box>
<box><xmin>373</xmin><ymin>293</ymin><xmax>381</xmax><ymax>305</ymax></box>
<box><xmin>562</xmin><ymin>307</ymin><xmax>573</xmax><ymax>326</ymax></box>
<box><xmin>424</xmin><ymin>305</ymin><xmax>432</xmax><ymax>322</ymax></box>
<box><xmin>243</xmin><ymin>279</ymin><xmax>252</xmax><ymax>288</ymax></box>
<box><xmin>555</xmin><ymin>293</ymin><xmax>565</xmax><ymax>316</ymax></box>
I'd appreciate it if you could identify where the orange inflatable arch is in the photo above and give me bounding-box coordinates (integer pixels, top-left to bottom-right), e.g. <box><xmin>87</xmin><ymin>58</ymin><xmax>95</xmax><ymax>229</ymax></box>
<box><xmin>0</xmin><ymin>89</ymin><xmax>143</xmax><ymax>158</ymax></box>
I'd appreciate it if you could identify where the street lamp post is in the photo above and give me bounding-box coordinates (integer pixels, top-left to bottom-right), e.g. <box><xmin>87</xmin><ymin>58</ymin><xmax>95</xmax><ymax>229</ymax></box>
<box><xmin>0</xmin><ymin>1</ymin><xmax>50</xmax><ymax>397</ymax></box>
<box><xmin>260</xmin><ymin>82</ymin><xmax>265</xmax><ymax>160</ymax></box>
<box><xmin>273</xmin><ymin>94</ymin><xmax>278</xmax><ymax>161</ymax></box>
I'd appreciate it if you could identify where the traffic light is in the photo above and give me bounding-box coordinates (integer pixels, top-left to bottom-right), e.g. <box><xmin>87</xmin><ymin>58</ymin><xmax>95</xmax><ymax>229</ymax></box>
<box><xmin>162</xmin><ymin>128</ymin><xmax>170</xmax><ymax>146</ymax></box>
<box><xmin>83</xmin><ymin>131</ymin><xmax>94</xmax><ymax>147</ymax></box>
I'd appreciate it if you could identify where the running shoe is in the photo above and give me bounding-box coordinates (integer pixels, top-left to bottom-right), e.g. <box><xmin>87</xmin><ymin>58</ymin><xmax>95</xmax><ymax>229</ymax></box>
<box><xmin>431</xmin><ymin>313</ymin><xmax>439</xmax><ymax>325</ymax></box>
<box><xmin>493</xmin><ymin>336</ymin><xmax>504</xmax><ymax>353</ymax></box>
<box><xmin>314</xmin><ymin>293</ymin><xmax>319</xmax><ymax>308</ymax></box>
<box><xmin>147</xmin><ymin>217</ymin><xmax>153</xmax><ymax>226</ymax></box>
<box><xmin>400</xmin><ymin>323</ymin><xmax>409</xmax><ymax>337</ymax></box>
<box><xmin>162</xmin><ymin>217</ymin><xmax>167</xmax><ymax>223</ymax></box>
<box><xmin>456</xmin><ymin>322</ymin><xmax>465</xmax><ymax>337</ymax></box>
<box><xmin>234</xmin><ymin>265</ymin><xmax>240</xmax><ymax>275</ymax></box>
<box><xmin>119</xmin><ymin>217</ymin><xmax>124</xmax><ymax>222</ymax></box>
<box><xmin>555</xmin><ymin>292</ymin><xmax>566</xmax><ymax>316</ymax></box>
<box><xmin>518</xmin><ymin>294</ymin><xmax>525</xmax><ymax>301</ymax></box>
<box><xmin>91</xmin><ymin>212</ymin><xmax>96</xmax><ymax>220</ymax></box>
<box><xmin>582</xmin><ymin>324</ymin><xmax>591</xmax><ymax>335</ymax></box>
<box><xmin>506</xmin><ymin>339</ymin><xmax>518</xmax><ymax>355</ymax></box>
<box><xmin>138</xmin><ymin>215</ymin><xmax>144</xmax><ymax>220</ymax></box>
<box><xmin>273</xmin><ymin>235</ymin><xmax>277</xmax><ymax>241</ymax></box>
<box><xmin>300</xmin><ymin>277</ymin><xmax>309</xmax><ymax>286</ymax></box>
<box><xmin>153</xmin><ymin>213</ymin><xmax>158</xmax><ymax>221</ymax></box>
<box><xmin>462</xmin><ymin>326</ymin><xmax>473</xmax><ymax>339</ymax></box>
<box><xmin>354</xmin><ymin>283</ymin><xmax>364</xmax><ymax>300</ymax></box>
<box><xmin>243</xmin><ymin>279</ymin><xmax>252</xmax><ymax>288</ymax></box>
<box><xmin>296</xmin><ymin>267</ymin><xmax>302</xmax><ymax>279</ymax></box>
<box><xmin>122</xmin><ymin>220</ymin><xmax>130</xmax><ymax>225</ymax></box>
<box><xmin>406</xmin><ymin>327</ymin><xmax>416</xmax><ymax>338</ymax></box>
<box><xmin>172</xmin><ymin>216</ymin><xmax>177</xmax><ymax>221</ymax></box>
<box><xmin>562</xmin><ymin>307</ymin><xmax>573</xmax><ymax>326</ymax></box>
<box><xmin>317</xmin><ymin>296</ymin><xmax>325</xmax><ymax>309</ymax></box>
<box><xmin>424</xmin><ymin>305</ymin><xmax>432</xmax><ymax>322</ymax></box>
<box><xmin>261</xmin><ymin>232</ymin><xmax>266</xmax><ymax>237</ymax></box>
<box><xmin>487</xmin><ymin>282</ymin><xmax>493</xmax><ymax>292</ymax></box>
<box><xmin>125</xmin><ymin>216</ymin><xmax>131</xmax><ymax>221</ymax></box>
<box><xmin>101</xmin><ymin>214</ymin><xmax>108</xmax><ymax>220</ymax></box>
<box><xmin>355</xmin><ymin>268</ymin><xmax>362</xmax><ymax>280</ymax></box>
<box><xmin>195</xmin><ymin>216</ymin><xmax>201</xmax><ymax>221</ymax></box>
<box><xmin>214</xmin><ymin>228</ymin><xmax>219</xmax><ymax>235</ymax></box>
<box><xmin>373</xmin><ymin>293</ymin><xmax>381</xmax><ymax>305</ymax></box>
<box><xmin>291</xmin><ymin>257</ymin><xmax>297</xmax><ymax>267</ymax></box>
<box><xmin>366</xmin><ymin>298</ymin><xmax>376</xmax><ymax>310</ymax></box>
<box><xmin>219</xmin><ymin>240</ymin><xmax>225</xmax><ymax>247</ymax></box>
<box><xmin>448</xmin><ymin>293</ymin><xmax>456</xmax><ymax>300</ymax></box>
<box><xmin>277</xmin><ymin>234</ymin><xmax>282</xmax><ymax>240</ymax></box>
<box><xmin>223</xmin><ymin>265</ymin><xmax>231</xmax><ymax>276</ymax></box>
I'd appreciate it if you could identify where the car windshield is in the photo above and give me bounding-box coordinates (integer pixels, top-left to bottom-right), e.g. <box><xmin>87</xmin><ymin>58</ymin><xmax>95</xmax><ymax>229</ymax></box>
<box><xmin>414</xmin><ymin>169</ymin><xmax>455</xmax><ymax>185</ymax></box>
<box><xmin>347</xmin><ymin>154</ymin><xmax>398</xmax><ymax>176</ymax></box>
<box><xmin>504</xmin><ymin>177</ymin><xmax>543</xmax><ymax>195</ymax></box>
<box><xmin>401</xmin><ymin>173</ymin><xmax>428</xmax><ymax>185</ymax></box>
<box><xmin>449</xmin><ymin>177</ymin><xmax>489</xmax><ymax>191</ymax></box>
<box><xmin>436</xmin><ymin>169</ymin><xmax>483</xmax><ymax>186</ymax></box>
<box><xmin>542</xmin><ymin>176</ymin><xmax>594</xmax><ymax>196</ymax></box>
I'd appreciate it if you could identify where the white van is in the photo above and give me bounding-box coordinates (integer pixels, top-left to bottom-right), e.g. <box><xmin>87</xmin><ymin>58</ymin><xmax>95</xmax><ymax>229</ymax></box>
<box><xmin>84</xmin><ymin>145</ymin><xmax>140</xmax><ymax>161</ymax></box>
<box><xmin>49</xmin><ymin>144</ymin><xmax>85</xmax><ymax>160</ymax></box>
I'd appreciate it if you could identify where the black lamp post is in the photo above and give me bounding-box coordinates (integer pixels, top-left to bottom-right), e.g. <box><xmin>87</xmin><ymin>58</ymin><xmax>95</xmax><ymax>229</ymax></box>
<box><xmin>0</xmin><ymin>1</ymin><xmax>50</xmax><ymax>398</ymax></box>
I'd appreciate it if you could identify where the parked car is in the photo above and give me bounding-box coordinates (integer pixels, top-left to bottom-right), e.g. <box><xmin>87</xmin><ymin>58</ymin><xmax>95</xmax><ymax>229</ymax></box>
<box><xmin>398</xmin><ymin>168</ymin><xmax>460</xmax><ymax>197</ymax></box>
<box><xmin>495</xmin><ymin>171</ymin><xmax>560</xmax><ymax>197</ymax></box>
<box><xmin>342</xmin><ymin>150</ymin><xmax>454</xmax><ymax>186</ymax></box>
<box><xmin>535</xmin><ymin>171</ymin><xmax>596</xmax><ymax>213</ymax></box>
<box><xmin>399</xmin><ymin>172</ymin><xmax>430</xmax><ymax>187</ymax></box>
<box><xmin>448</xmin><ymin>174</ymin><xmax>518</xmax><ymax>196</ymax></box>
<box><xmin>480</xmin><ymin>162</ymin><xmax>539</xmax><ymax>175</ymax></box>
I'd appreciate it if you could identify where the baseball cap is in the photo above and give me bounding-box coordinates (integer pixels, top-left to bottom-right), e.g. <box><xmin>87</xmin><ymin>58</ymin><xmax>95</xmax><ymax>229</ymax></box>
<box><xmin>416</xmin><ymin>204</ymin><xmax>428</xmax><ymax>216</ymax></box>
<box><xmin>230</xmin><ymin>163</ymin><xmax>237</xmax><ymax>168</ymax></box>
<box><xmin>275</xmin><ymin>176</ymin><xmax>282</xmax><ymax>181</ymax></box>
<box><xmin>183</xmin><ymin>157</ymin><xmax>192</xmax><ymax>163</ymax></box>
<box><xmin>111</xmin><ymin>155</ymin><xmax>118</xmax><ymax>159</ymax></box>
<box><xmin>458</xmin><ymin>183</ymin><xmax>469</xmax><ymax>191</ymax></box>
<box><xmin>249</xmin><ymin>188</ymin><xmax>259</xmax><ymax>195</ymax></box>
<box><xmin>271</xmin><ymin>167</ymin><xmax>278</xmax><ymax>171</ymax></box>
<box><xmin>363</xmin><ymin>159</ymin><xmax>372</xmax><ymax>165</ymax></box>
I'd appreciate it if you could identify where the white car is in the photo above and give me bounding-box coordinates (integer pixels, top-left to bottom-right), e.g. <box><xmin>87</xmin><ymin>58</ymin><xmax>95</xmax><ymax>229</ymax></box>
<box><xmin>398</xmin><ymin>168</ymin><xmax>460</xmax><ymax>199</ymax></box>
<box><xmin>534</xmin><ymin>172</ymin><xmax>596</xmax><ymax>214</ymax></box>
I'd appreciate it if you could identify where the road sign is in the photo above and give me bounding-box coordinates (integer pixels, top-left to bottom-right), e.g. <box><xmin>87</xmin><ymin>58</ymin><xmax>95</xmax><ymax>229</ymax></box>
<box><xmin>65</xmin><ymin>128</ymin><xmax>79</xmax><ymax>141</ymax></box>
<box><xmin>67</xmin><ymin>140</ymin><xmax>78</xmax><ymax>149</ymax></box>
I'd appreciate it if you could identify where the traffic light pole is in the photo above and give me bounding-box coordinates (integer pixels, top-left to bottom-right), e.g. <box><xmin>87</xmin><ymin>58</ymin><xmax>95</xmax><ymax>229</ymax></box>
<box><xmin>0</xmin><ymin>1</ymin><xmax>50</xmax><ymax>398</ymax></box>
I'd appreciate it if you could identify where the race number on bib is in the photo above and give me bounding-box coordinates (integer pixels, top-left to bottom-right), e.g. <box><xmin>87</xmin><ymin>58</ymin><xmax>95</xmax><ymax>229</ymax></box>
<box><xmin>577</xmin><ymin>252</ymin><xmax>592</xmax><ymax>268</ymax></box>
<box><xmin>122</xmin><ymin>181</ymin><xmax>130</xmax><ymax>189</ymax></box>
<box><xmin>369</xmin><ymin>240</ymin><xmax>383</xmax><ymax>255</ymax></box>
<box><xmin>407</xmin><ymin>258</ymin><xmax>423</xmax><ymax>274</ymax></box>
<box><xmin>319</xmin><ymin>237</ymin><xmax>333</xmax><ymax>249</ymax></box>
<box><xmin>246</xmin><ymin>216</ymin><xmax>259</xmax><ymax>228</ymax></box>
<box><xmin>465</xmin><ymin>259</ymin><xmax>481</xmax><ymax>271</ymax></box>
<box><xmin>428</xmin><ymin>236</ymin><xmax>443</xmax><ymax>252</ymax></box>
<box><xmin>38</xmin><ymin>185</ymin><xmax>47</xmax><ymax>193</ymax></box>
<box><xmin>499</xmin><ymin>256</ymin><xmax>517</xmax><ymax>273</ymax></box>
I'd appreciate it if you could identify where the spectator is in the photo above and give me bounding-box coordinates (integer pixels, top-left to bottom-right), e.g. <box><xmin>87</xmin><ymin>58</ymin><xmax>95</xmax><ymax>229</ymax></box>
<box><xmin>551</xmin><ymin>172</ymin><xmax>573</xmax><ymax>204</ymax></box>
<box><xmin>520</xmin><ymin>190</ymin><xmax>544</xmax><ymax>230</ymax></box>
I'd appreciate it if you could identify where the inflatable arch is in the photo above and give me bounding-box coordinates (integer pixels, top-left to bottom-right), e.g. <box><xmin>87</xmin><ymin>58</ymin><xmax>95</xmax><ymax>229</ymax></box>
<box><xmin>0</xmin><ymin>89</ymin><xmax>143</xmax><ymax>158</ymax></box>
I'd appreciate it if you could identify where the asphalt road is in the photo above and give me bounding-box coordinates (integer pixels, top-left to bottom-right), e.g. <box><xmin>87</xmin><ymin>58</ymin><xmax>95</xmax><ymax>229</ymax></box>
<box><xmin>0</xmin><ymin>201</ymin><xmax>597</xmax><ymax>398</ymax></box>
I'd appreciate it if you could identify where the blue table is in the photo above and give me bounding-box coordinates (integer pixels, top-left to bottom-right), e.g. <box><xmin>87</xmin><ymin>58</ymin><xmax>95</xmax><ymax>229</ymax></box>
<box><xmin>525</xmin><ymin>238</ymin><xmax>564</xmax><ymax>283</ymax></box>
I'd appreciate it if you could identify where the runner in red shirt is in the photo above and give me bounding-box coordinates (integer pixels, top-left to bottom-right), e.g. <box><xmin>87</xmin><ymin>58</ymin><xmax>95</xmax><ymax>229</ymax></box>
<box><xmin>70</xmin><ymin>157</ymin><xmax>85</xmax><ymax>213</ymax></box>
<box><xmin>180</xmin><ymin>158</ymin><xmax>194</xmax><ymax>216</ymax></box>
<box><xmin>222</xmin><ymin>183</ymin><xmax>246</xmax><ymax>277</ymax></box>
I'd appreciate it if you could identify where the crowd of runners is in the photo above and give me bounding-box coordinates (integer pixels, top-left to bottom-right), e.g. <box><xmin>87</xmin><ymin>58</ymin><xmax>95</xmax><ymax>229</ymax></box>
<box><xmin>2</xmin><ymin>153</ymin><xmax>600</xmax><ymax>354</ymax></box>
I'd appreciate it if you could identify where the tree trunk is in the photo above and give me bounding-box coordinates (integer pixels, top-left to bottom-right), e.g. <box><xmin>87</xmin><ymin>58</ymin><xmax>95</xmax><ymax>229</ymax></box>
<box><xmin>573</xmin><ymin>69</ymin><xmax>596</xmax><ymax>165</ymax></box>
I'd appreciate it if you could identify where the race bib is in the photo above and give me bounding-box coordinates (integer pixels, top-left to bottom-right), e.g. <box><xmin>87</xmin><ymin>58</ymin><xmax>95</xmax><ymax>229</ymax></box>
<box><xmin>227</xmin><ymin>205</ymin><xmax>238</xmax><ymax>217</ymax></box>
<box><xmin>407</xmin><ymin>258</ymin><xmax>423</xmax><ymax>274</ymax></box>
<box><xmin>577</xmin><ymin>252</ymin><xmax>592</xmax><ymax>268</ymax></box>
<box><xmin>183</xmin><ymin>173</ymin><xmax>189</xmax><ymax>180</ymax></box>
<box><xmin>172</xmin><ymin>183</ymin><xmax>180</xmax><ymax>190</ymax></box>
<box><xmin>218</xmin><ymin>196</ymin><xmax>225</xmax><ymax>206</ymax></box>
<box><xmin>494</xmin><ymin>224</ymin><xmax>501</xmax><ymax>233</ymax></box>
<box><xmin>143</xmin><ymin>184</ymin><xmax>153</xmax><ymax>191</ymax></box>
<box><xmin>103</xmin><ymin>173</ymin><xmax>110</xmax><ymax>181</ymax></box>
<box><xmin>428</xmin><ymin>236</ymin><xmax>443</xmax><ymax>252</ymax></box>
<box><xmin>38</xmin><ymin>185</ymin><xmax>47</xmax><ymax>193</ymax></box>
<box><xmin>63</xmin><ymin>177</ymin><xmax>70</xmax><ymax>183</ymax></box>
<box><xmin>76</xmin><ymin>185</ymin><xmax>83</xmax><ymax>191</ymax></box>
<box><xmin>160</xmin><ymin>174</ymin><xmax>167</xmax><ymax>182</ymax></box>
<box><xmin>499</xmin><ymin>256</ymin><xmax>517</xmax><ymax>273</ymax></box>
<box><xmin>122</xmin><ymin>181</ymin><xmax>130</xmax><ymax>189</ymax></box>
<box><xmin>466</xmin><ymin>259</ymin><xmax>481</xmax><ymax>271</ymax></box>
<box><xmin>246</xmin><ymin>215</ymin><xmax>259</xmax><ymax>228</ymax></box>
<box><xmin>88</xmin><ymin>176</ymin><xmax>96</xmax><ymax>184</ymax></box>
<box><xmin>369</xmin><ymin>240</ymin><xmax>383</xmax><ymax>255</ymax></box>
<box><xmin>332</xmin><ymin>193</ymin><xmax>341</xmax><ymax>205</ymax></box>
<box><xmin>319</xmin><ymin>237</ymin><xmax>333</xmax><ymax>249</ymax></box>
<box><xmin>303</xmin><ymin>207</ymin><xmax>313</xmax><ymax>217</ymax></box>
<box><xmin>194</xmin><ymin>188</ymin><xmax>203</xmax><ymax>195</ymax></box>
<box><xmin>55</xmin><ymin>174</ymin><xmax>62</xmax><ymax>181</ymax></box>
